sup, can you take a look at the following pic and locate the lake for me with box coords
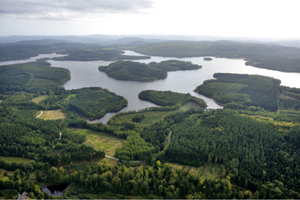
[1,51,300,124]
[41,183,69,197]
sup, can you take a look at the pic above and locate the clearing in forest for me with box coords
[63,94,77,100]
[38,109,66,120]
[170,162,223,178]
[98,158,119,166]
[31,95,48,103]
[0,156,32,163]
[180,101,201,110]
[70,129,124,156]
[0,168,14,180]
[110,110,176,126]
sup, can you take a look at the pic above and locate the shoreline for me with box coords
[87,103,128,122]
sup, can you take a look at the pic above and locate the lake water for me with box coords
[1,51,300,124]
[41,183,69,197]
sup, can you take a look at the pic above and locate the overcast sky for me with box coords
[0,0,299,39]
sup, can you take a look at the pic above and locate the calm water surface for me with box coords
[1,51,299,124]
[41,183,69,197]
[48,50,300,123]
[0,53,66,66]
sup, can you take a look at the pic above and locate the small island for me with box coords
[138,90,207,108]
[99,60,167,82]
[203,57,213,61]
[99,60,202,82]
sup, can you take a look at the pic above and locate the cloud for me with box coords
[0,0,154,20]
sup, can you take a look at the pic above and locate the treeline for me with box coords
[99,60,167,82]
[1,159,256,199]
[195,73,281,111]
[0,41,95,61]
[52,49,150,61]
[99,60,202,82]
[135,40,300,72]
[139,90,207,108]
[68,87,128,119]
[147,60,201,71]
[165,109,300,196]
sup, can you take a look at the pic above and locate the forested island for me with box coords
[1,39,300,199]
[99,60,201,82]
[138,90,207,108]
[204,57,213,61]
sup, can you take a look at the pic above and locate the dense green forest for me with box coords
[68,87,128,119]
[148,60,201,71]
[135,41,300,72]
[139,90,207,108]
[99,60,202,82]
[195,73,283,111]
[0,62,70,94]
[99,60,167,81]
[1,41,300,199]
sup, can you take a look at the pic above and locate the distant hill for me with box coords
[15,39,69,45]
[272,40,300,49]
[135,40,300,73]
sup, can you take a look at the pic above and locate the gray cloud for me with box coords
[0,0,154,20]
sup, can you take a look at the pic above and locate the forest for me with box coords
[99,60,202,82]
[68,87,128,119]
[138,90,207,108]
[1,40,300,199]
[195,73,284,111]
[99,60,167,81]
[135,41,300,72]
[0,62,70,94]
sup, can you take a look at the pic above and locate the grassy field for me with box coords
[0,168,14,180]
[38,109,66,120]
[98,157,119,166]
[110,110,176,126]
[170,162,223,178]
[180,101,201,110]
[64,94,77,100]
[0,156,32,163]
[70,128,124,156]
[31,95,48,103]
[240,114,298,127]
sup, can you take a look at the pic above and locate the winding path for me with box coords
[36,110,43,118]
[167,131,172,147]
[53,132,62,148]
[105,155,141,163]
